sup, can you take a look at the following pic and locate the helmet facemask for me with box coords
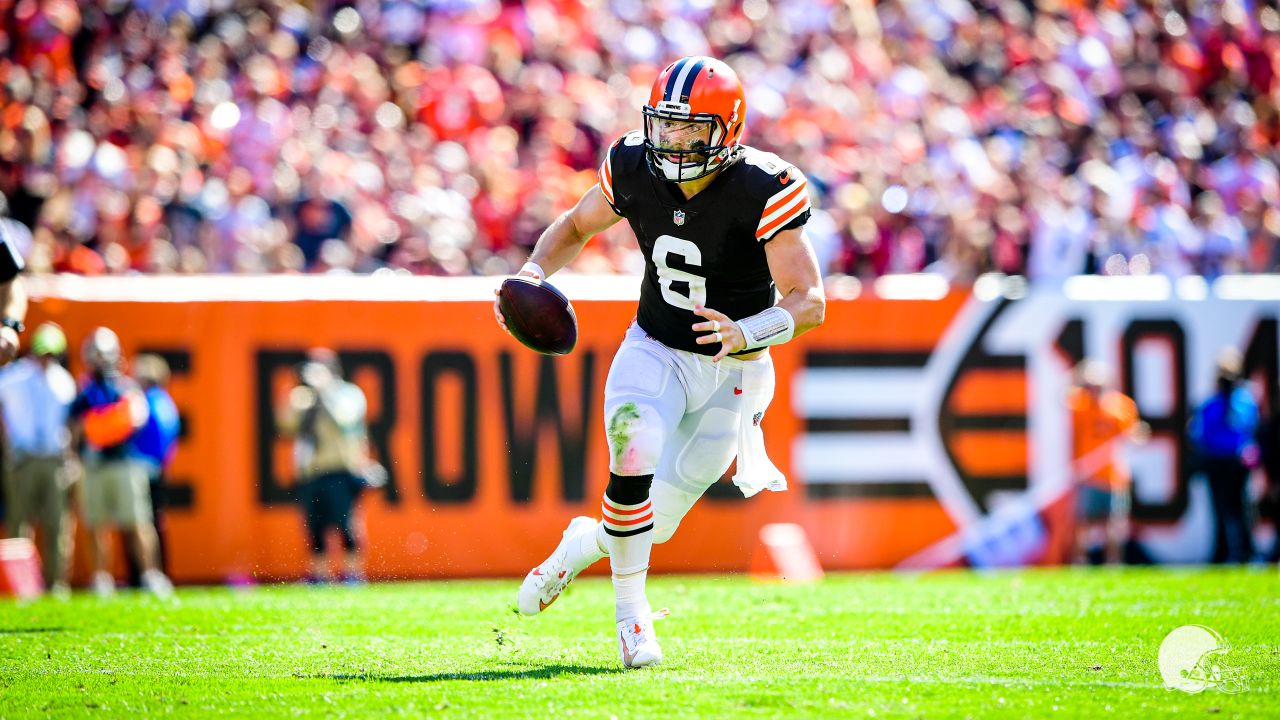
[1191,649,1247,694]
[642,102,732,183]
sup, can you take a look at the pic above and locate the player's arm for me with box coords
[692,225,825,362]
[493,184,622,333]
[760,226,825,335]
[523,184,622,279]
[0,274,26,366]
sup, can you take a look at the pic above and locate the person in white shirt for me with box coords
[0,323,78,596]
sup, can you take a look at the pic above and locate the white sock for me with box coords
[602,482,654,622]
[612,567,648,622]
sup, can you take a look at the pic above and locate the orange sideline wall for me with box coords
[23,276,964,582]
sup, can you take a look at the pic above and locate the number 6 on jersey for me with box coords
[652,234,707,311]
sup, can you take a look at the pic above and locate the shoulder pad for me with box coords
[599,130,647,213]
[737,146,812,241]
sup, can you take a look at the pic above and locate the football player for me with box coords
[493,56,825,668]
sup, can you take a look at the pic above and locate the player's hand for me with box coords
[493,269,541,335]
[0,326,18,365]
[692,305,745,362]
[493,288,510,334]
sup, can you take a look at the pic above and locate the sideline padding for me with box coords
[23,274,1276,580]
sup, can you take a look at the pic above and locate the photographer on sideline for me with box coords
[276,349,385,584]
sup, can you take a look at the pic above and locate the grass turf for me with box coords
[0,568,1276,718]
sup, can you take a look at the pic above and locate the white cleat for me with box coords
[617,613,663,668]
[516,516,596,616]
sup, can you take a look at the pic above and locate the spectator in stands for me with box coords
[3,1,1279,281]
[126,353,181,583]
[1067,360,1149,565]
[70,327,173,597]
[0,323,77,597]
[1189,348,1260,564]
[276,348,384,584]
[287,191,353,272]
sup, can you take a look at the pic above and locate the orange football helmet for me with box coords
[643,56,746,182]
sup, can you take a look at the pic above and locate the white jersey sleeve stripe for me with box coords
[756,179,809,230]
[756,196,811,240]
[599,152,615,205]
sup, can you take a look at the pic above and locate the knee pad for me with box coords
[605,400,665,476]
[670,408,738,489]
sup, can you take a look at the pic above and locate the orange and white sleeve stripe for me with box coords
[598,150,617,208]
[755,171,810,241]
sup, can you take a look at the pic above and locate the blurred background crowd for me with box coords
[1,0,1278,282]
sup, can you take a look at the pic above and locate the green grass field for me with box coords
[0,568,1277,718]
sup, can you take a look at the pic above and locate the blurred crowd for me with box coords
[1,0,1278,282]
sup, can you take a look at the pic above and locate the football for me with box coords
[498,276,578,355]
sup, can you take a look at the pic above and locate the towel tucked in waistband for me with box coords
[731,355,787,498]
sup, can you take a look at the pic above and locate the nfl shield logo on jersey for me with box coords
[673,209,686,226]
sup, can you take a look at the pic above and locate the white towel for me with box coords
[731,355,787,498]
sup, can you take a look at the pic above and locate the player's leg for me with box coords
[650,361,744,546]
[517,331,683,622]
[599,341,685,627]
[604,385,683,668]
[613,353,742,669]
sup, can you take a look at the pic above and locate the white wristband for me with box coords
[737,306,795,350]
[519,261,545,279]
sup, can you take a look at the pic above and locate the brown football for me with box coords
[498,277,578,355]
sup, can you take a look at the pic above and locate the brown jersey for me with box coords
[598,131,811,356]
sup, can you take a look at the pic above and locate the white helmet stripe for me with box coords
[670,58,705,103]
[662,58,690,102]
